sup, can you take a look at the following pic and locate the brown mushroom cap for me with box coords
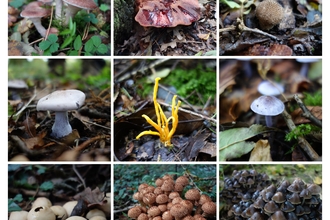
[156,194,168,204]
[135,0,200,28]
[271,192,285,203]
[63,0,97,9]
[255,0,284,30]
[128,207,142,219]
[264,201,279,214]
[137,213,148,220]
[147,206,161,217]
[307,183,321,195]
[176,176,189,187]
[201,201,216,216]
[185,189,201,202]
[170,204,189,219]
[20,2,51,18]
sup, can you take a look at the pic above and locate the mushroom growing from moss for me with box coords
[135,0,201,27]
[255,0,284,30]
[36,89,86,138]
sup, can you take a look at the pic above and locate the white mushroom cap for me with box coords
[37,90,85,111]
[8,80,28,89]
[37,90,85,138]
[250,95,284,116]
[258,81,284,96]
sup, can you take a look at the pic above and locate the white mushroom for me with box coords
[63,200,78,216]
[27,206,56,220]
[258,81,284,96]
[250,95,284,127]
[36,89,85,138]
[86,209,106,219]
[9,211,28,220]
[50,205,68,219]
[32,197,52,208]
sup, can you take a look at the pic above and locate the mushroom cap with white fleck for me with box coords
[250,95,284,116]
[37,90,86,111]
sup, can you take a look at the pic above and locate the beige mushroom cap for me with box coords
[128,206,142,219]
[9,211,29,220]
[27,206,56,220]
[256,0,284,30]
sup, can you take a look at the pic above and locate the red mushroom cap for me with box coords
[135,0,200,27]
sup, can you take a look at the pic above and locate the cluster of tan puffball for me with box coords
[127,174,216,220]
[9,194,110,220]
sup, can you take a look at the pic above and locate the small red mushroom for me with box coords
[135,0,201,28]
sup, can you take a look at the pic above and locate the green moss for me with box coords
[303,91,322,106]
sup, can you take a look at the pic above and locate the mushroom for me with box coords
[296,58,320,77]
[257,81,284,96]
[250,95,284,127]
[9,211,29,220]
[32,197,52,208]
[63,0,98,25]
[66,217,87,220]
[201,201,216,217]
[170,203,189,220]
[50,206,68,219]
[135,0,201,28]
[36,89,86,138]
[184,188,201,206]
[20,1,51,37]
[128,206,142,219]
[27,206,56,220]
[63,201,78,216]
[255,0,284,30]
[86,209,106,219]
[55,0,63,19]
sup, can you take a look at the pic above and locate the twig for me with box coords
[294,94,322,128]
[158,100,217,124]
[13,87,37,121]
[74,135,110,152]
[281,109,321,161]
[73,164,86,189]
[219,18,278,40]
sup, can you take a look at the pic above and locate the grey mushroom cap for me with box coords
[37,90,85,111]
[250,95,284,116]
[258,81,284,96]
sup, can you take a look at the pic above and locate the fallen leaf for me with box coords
[160,41,177,51]
[198,33,210,40]
[291,106,322,124]
[220,124,276,161]
[249,139,272,161]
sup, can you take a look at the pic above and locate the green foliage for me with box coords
[84,36,108,55]
[220,0,240,8]
[163,63,216,105]
[9,0,24,8]
[60,18,77,50]
[8,194,23,212]
[303,91,322,106]
[83,13,98,24]
[39,34,60,55]
[285,124,321,142]
[40,181,54,191]
[99,4,110,11]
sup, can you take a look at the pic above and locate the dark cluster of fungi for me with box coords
[221,170,322,220]
[127,174,216,220]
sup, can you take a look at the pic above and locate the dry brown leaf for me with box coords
[22,131,47,150]
[291,106,322,124]
[197,33,210,40]
[199,142,216,157]
[249,139,272,161]
[160,41,177,52]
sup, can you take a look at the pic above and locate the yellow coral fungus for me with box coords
[136,77,181,146]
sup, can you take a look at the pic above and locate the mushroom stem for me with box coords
[64,4,81,25]
[299,63,309,77]
[30,18,47,37]
[55,0,63,19]
[265,116,273,127]
[52,111,72,138]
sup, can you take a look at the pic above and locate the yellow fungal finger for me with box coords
[136,130,160,140]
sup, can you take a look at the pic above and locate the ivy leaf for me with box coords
[9,0,24,8]
[40,181,54,191]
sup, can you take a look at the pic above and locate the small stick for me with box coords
[294,94,322,128]
[281,109,321,161]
